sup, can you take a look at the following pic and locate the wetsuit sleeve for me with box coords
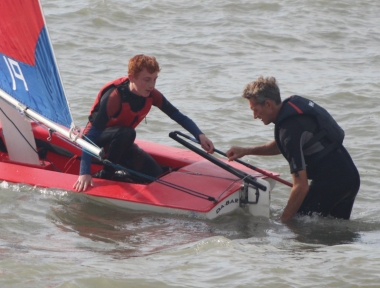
[170,111,203,139]
[80,126,103,175]
[152,90,203,139]
[278,118,308,174]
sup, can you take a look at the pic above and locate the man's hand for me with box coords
[281,170,309,222]
[73,174,93,192]
[198,134,214,153]
[226,146,247,161]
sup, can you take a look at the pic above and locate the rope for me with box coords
[27,116,101,161]
[63,155,79,173]
[103,160,217,202]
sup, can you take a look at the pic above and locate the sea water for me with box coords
[1,0,379,287]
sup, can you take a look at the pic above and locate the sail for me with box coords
[0,0,73,128]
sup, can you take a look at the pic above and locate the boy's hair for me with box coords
[128,54,161,77]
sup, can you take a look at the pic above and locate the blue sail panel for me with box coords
[0,0,73,128]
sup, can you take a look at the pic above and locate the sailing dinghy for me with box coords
[0,0,278,219]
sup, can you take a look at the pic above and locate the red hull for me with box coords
[0,124,275,217]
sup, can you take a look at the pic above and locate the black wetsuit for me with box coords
[277,114,360,219]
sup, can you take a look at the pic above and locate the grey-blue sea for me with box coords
[1,0,380,287]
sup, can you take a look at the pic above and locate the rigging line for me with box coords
[55,133,100,159]
[27,114,102,161]
[0,108,61,172]
[50,131,99,158]
[215,179,242,202]
[81,133,98,148]
[179,171,239,181]
[80,134,103,159]
[105,161,217,202]
[157,179,216,202]
[122,169,215,201]
[175,170,243,200]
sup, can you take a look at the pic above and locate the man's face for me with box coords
[129,68,158,97]
[249,99,274,125]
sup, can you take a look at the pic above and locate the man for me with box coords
[226,76,360,221]
[74,54,214,192]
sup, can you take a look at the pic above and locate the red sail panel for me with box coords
[0,0,44,65]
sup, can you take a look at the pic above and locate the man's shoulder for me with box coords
[283,114,316,125]
[280,115,318,139]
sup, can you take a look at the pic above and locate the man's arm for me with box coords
[281,169,309,221]
[226,140,280,161]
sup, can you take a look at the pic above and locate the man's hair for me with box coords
[128,54,161,77]
[242,76,281,105]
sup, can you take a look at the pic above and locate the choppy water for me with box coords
[1,0,380,287]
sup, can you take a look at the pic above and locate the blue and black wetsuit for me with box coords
[80,79,204,179]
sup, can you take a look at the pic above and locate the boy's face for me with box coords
[129,68,158,97]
